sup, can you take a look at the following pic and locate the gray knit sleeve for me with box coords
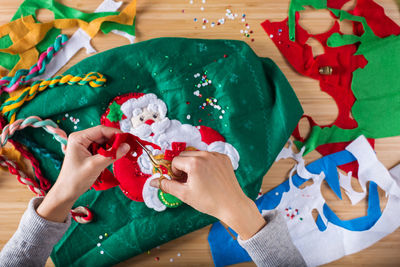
[238,210,306,267]
[0,197,71,267]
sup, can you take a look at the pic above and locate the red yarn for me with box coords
[0,155,46,196]
[0,116,51,191]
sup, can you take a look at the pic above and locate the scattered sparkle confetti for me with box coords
[187,115,191,119]
[99,235,103,240]
[74,126,77,130]
[194,18,197,22]
[155,257,160,261]
[147,250,151,255]
[275,192,279,196]
[189,0,193,3]
[200,6,204,11]
[219,115,223,119]
[97,243,101,247]
[177,253,181,257]
[202,25,206,29]
[170,258,174,262]
[100,251,104,255]
[270,34,274,38]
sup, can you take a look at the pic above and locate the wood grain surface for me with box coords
[0,0,399,266]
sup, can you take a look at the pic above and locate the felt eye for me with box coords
[153,114,158,119]
[139,116,144,121]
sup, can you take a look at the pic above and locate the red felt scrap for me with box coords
[351,0,400,38]
[164,142,187,161]
[89,132,160,201]
[260,0,400,175]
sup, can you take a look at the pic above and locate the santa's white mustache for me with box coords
[130,118,170,138]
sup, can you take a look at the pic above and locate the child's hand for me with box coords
[37,126,130,222]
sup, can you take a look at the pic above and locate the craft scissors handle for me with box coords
[136,140,173,176]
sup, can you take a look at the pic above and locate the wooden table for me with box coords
[0,0,399,266]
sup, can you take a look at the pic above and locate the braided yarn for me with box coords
[0,154,92,223]
[0,155,46,196]
[0,34,68,94]
[0,117,93,224]
[15,133,62,170]
[0,116,67,152]
[1,72,106,123]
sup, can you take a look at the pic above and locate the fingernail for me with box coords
[120,143,130,154]
[150,179,159,188]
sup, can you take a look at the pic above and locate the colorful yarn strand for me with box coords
[0,155,47,196]
[0,116,68,152]
[0,34,68,94]
[0,116,93,223]
[1,72,106,123]
[0,154,92,223]
[0,115,52,190]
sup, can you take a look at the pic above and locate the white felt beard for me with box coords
[120,117,170,139]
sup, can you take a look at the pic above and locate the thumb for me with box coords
[150,178,186,200]
[115,143,130,160]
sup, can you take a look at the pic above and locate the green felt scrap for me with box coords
[288,0,327,41]
[0,35,19,71]
[300,10,400,154]
[14,38,302,266]
[0,0,136,71]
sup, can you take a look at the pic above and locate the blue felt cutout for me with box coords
[208,222,251,267]
[323,181,381,231]
[207,148,383,267]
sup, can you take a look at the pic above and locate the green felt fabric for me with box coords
[14,37,302,266]
[288,0,327,41]
[0,0,135,71]
[299,10,400,154]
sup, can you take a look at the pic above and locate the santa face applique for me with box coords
[96,93,240,212]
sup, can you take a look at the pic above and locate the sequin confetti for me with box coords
[186,2,254,37]
[177,253,181,257]
[170,258,174,262]
[65,113,81,130]
[285,207,300,220]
